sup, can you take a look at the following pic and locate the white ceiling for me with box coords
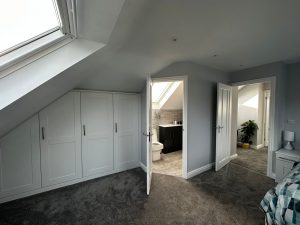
[2,0,300,136]
[78,0,300,91]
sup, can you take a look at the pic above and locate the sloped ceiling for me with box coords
[161,83,183,110]
[2,0,300,136]
[78,0,300,91]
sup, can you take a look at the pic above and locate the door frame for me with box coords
[231,76,276,179]
[151,75,188,179]
[263,90,271,147]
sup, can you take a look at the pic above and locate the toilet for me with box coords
[152,129,164,161]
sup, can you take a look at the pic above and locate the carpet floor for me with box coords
[231,147,268,175]
[152,150,182,177]
[0,162,274,225]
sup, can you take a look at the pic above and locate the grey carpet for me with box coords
[152,150,182,177]
[0,162,274,225]
[231,147,268,175]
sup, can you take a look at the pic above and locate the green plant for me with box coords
[240,120,259,144]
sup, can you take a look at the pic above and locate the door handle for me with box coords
[143,132,152,142]
[83,125,86,136]
[216,125,224,133]
[115,123,118,133]
[41,127,45,140]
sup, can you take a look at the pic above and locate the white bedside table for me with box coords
[276,149,300,182]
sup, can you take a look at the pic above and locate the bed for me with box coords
[261,163,300,225]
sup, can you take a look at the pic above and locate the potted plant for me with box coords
[240,120,259,149]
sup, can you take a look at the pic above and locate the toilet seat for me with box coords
[152,129,163,161]
[152,142,163,151]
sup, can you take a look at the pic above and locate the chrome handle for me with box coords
[41,127,45,140]
[115,123,117,133]
[83,125,86,136]
[143,132,152,142]
[216,125,224,133]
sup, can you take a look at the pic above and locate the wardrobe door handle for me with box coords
[115,123,118,133]
[41,127,45,140]
[83,125,86,136]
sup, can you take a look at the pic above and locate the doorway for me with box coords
[230,82,271,175]
[150,77,187,179]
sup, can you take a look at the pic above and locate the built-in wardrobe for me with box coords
[0,91,140,203]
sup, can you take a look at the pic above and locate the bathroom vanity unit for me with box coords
[159,125,182,154]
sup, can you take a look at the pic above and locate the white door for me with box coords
[0,115,41,198]
[264,90,270,147]
[146,77,152,195]
[113,94,139,172]
[39,92,82,187]
[81,92,114,177]
[215,83,232,171]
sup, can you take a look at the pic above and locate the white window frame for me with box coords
[0,0,77,79]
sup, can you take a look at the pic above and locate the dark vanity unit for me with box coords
[159,125,182,154]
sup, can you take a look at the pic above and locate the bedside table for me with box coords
[276,149,300,182]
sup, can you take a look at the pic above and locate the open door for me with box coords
[215,83,232,171]
[146,77,152,195]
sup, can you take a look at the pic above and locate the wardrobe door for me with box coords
[114,94,139,172]
[0,115,41,198]
[81,92,114,177]
[39,92,82,187]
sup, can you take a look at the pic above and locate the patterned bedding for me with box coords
[261,163,300,225]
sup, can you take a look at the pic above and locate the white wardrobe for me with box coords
[0,90,140,203]
[81,92,114,177]
[0,116,40,198]
[39,92,82,187]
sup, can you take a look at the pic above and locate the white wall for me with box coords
[237,83,264,146]
[161,82,183,110]
[150,61,230,172]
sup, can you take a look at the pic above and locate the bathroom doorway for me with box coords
[150,76,187,178]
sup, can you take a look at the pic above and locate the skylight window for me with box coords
[152,81,182,109]
[0,0,76,76]
[152,82,172,102]
[0,0,62,55]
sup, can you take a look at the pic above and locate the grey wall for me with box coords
[151,61,229,172]
[286,62,300,149]
[230,62,287,173]
[140,86,147,166]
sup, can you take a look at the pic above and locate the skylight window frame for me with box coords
[0,27,61,58]
[152,82,173,103]
[0,0,77,78]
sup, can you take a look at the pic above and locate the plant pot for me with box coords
[242,143,250,149]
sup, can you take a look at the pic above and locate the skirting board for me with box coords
[250,144,264,150]
[271,173,276,180]
[230,154,238,160]
[187,163,215,179]
[140,162,147,173]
